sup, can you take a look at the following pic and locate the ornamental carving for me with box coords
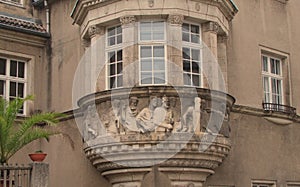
[203,21,219,34]
[120,15,136,26]
[88,25,104,38]
[167,14,184,26]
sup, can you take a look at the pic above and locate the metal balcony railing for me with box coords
[0,164,32,187]
[262,103,296,115]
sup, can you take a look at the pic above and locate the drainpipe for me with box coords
[44,0,50,33]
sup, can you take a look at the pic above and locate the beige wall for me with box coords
[205,112,300,186]
[227,0,296,109]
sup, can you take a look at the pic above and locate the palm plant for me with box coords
[0,95,62,164]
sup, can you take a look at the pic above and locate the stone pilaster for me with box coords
[167,14,184,86]
[87,24,105,92]
[217,35,228,91]
[120,15,138,87]
[202,21,220,90]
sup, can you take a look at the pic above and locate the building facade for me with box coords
[0,0,300,186]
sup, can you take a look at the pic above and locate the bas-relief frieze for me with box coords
[82,95,232,141]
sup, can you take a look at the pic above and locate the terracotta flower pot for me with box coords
[29,153,47,162]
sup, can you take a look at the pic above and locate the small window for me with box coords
[182,23,200,44]
[106,25,123,89]
[140,21,165,41]
[0,57,26,114]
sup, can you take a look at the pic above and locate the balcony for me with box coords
[77,86,235,187]
[262,103,297,125]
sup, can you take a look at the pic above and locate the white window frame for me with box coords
[182,22,203,87]
[252,180,277,187]
[106,25,123,90]
[262,54,284,105]
[138,20,167,86]
[0,56,27,115]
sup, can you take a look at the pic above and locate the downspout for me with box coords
[44,0,50,32]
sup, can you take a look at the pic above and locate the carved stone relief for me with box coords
[167,14,184,26]
[83,95,232,141]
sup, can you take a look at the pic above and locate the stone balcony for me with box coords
[77,86,235,187]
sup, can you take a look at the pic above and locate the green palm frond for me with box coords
[0,95,63,164]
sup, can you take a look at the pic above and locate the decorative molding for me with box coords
[148,0,154,7]
[120,15,136,26]
[217,35,228,43]
[81,38,91,48]
[203,21,219,34]
[167,14,184,26]
[88,25,105,38]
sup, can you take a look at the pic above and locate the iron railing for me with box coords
[0,164,32,187]
[263,103,296,115]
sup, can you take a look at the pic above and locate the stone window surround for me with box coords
[252,180,277,187]
[84,15,227,91]
[0,49,34,116]
[260,45,292,106]
[287,182,300,187]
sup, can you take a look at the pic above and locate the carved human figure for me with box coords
[119,97,140,132]
[102,101,118,135]
[178,97,201,133]
[200,99,210,132]
[219,104,231,137]
[136,97,160,133]
[153,96,174,132]
[83,105,99,141]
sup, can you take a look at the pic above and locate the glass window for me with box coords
[262,55,283,105]
[0,57,26,114]
[182,23,200,44]
[106,25,123,89]
[140,21,165,41]
[140,46,166,85]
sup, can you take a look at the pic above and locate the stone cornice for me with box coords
[71,0,238,26]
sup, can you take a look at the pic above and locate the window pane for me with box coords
[141,59,152,71]
[117,50,122,61]
[192,61,200,73]
[110,64,116,76]
[141,72,152,84]
[108,37,115,46]
[183,73,191,85]
[140,32,151,40]
[182,23,189,32]
[270,58,276,74]
[140,22,151,31]
[108,27,115,37]
[183,60,191,72]
[153,21,164,31]
[275,59,281,75]
[183,48,190,59]
[192,74,200,86]
[182,32,189,42]
[18,61,25,78]
[192,49,200,61]
[141,46,152,58]
[10,82,16,96]
[110,77,116,88]
[154,72,165,84]
[117,35,122,44]
[154,59,165,71]
[153,46,164,57]
[153,31,164,40]
[116,26,122,34]
[191,25,199,34]
[18,83,24,98]
[0,58,6,75]
[191,34,200,43]
[117,62,122,74]
[10,60,17,77]
[0,80,4,95]
[109,52,116,63]
[262,56,268,72]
